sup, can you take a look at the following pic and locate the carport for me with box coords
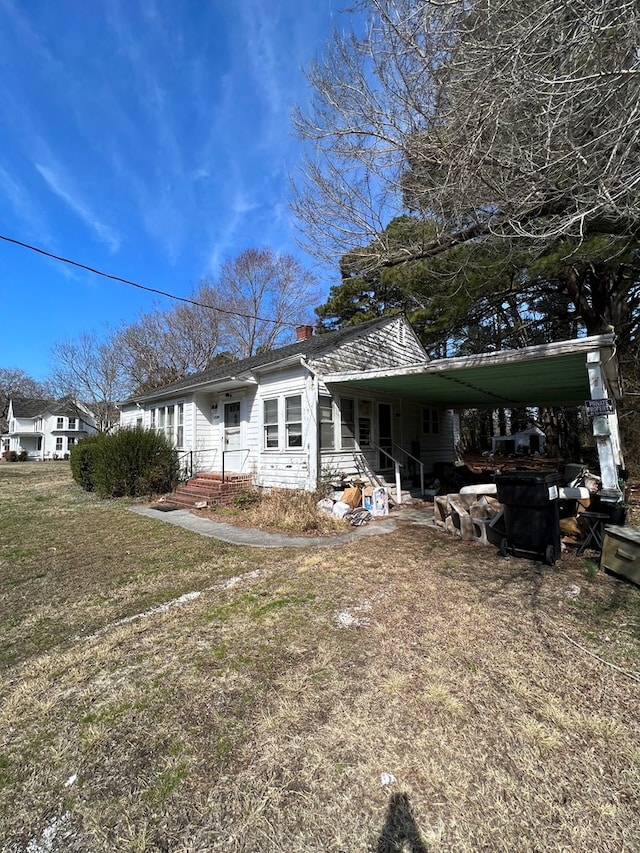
[322,333,625,500]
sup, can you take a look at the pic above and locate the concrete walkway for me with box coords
[128,504,407,548]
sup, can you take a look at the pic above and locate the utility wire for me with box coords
[0,233,302,327]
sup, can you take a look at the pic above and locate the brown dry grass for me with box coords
[1,463,639,852]
[198,487,349,536]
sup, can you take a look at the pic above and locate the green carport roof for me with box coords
[322,334,621,409]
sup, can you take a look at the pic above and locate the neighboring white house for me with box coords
[1,396,98,460]
[118,315,460,494]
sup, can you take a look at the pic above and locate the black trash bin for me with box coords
[495,470,562,565]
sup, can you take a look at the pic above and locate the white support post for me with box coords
[395,461,402,506]
[586,350,624,501]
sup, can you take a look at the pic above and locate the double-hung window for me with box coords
[422,407,440,435]
[176,403,184,448]
[166,404,175,442]
[285,395,302,448]
[319,395,334,450]
[264,399,279,449]
[358,400,372,447]
[263,394,304,450]
[340,398,355,448]
[68,417,76,430]
[56,417,64,430]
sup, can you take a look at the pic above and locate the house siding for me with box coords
[309,316,426,374]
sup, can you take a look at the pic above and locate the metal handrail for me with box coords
[371,442,403,505]
[221,448,251,483]
[174,447,219,481]
[393,442,425,497]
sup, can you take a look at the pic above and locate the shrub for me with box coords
[2,450,18,462]
[97,426,179,498]
[18,450,29,462]
[70,434,103,491]
[70,427,179,498]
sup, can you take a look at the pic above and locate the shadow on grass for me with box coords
[375,792,428,853]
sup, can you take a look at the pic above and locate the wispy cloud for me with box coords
[0,165,38,227]
[35,162,121,253]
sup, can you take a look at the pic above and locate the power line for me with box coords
[0,233,302,327]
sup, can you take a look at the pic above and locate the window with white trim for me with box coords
[285,395,302,448]
[150,408,156,430]
[263,398,279,449]
[55,437,63,452]
[56,417,64,429]
[68,417,76,430]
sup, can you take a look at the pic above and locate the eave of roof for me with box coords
[321,334,620,409]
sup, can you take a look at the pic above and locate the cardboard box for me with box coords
[341,487,362,510]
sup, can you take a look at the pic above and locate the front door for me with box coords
[223,401,242,471]
[378,403,393,469]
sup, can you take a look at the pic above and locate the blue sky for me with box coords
[0,0,346,381]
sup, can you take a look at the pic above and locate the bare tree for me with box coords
[50,334,126,432]
[292,0,640,272]
[114,281,222,393]
[215,249,319,358]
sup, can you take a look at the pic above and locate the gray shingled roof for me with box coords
[11,396,88,419]
[126,315,399,403]
[10,398,53,418]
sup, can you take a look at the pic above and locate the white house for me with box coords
[2,396,98,460]
[117,314,626,503]
[118,315,459,497]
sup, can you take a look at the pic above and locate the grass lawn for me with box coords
[1,462,639,852]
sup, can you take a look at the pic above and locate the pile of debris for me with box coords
[434,487,505,545]
[434,468,623,552]
[317,476,390,526]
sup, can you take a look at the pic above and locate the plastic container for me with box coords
[495,471,562,565]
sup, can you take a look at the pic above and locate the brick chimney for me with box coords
[296,324,314,341]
